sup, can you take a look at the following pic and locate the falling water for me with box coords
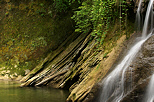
[144,74,154,102]
[99,35,151,102]
[142,0,153,38]
[135,0,143,31]
[143,0,154,101]
[99,0,154,102]
[150,5,153,30]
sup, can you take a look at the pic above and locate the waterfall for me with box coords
[99,34,152,102]
[98,0,154,102]
[144,74,154,102]
[150,5,153,31]
[135,0,142,32]
[142,0,153,38]
[143,0,154,102]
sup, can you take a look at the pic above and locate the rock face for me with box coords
[20,26,128,101]
[20,25,154,102]
[121,35,154,102]
[19,0,154,101]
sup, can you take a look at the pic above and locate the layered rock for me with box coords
[20,28,129,102]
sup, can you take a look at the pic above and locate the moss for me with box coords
[0,0,74,76]
[95,20,134,56]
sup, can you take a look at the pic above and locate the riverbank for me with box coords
[0,80,69,102]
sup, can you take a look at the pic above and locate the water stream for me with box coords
[142,0,154,38]
[98,0,154,102]
[135,0,143,31]
[0,80,69,102]
[99,34,152,102]
[144,74,154,102]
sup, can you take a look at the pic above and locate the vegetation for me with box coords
[72,0,133,45]
[0,0,74,76]
[0,0,134,77]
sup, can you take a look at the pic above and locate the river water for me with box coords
[0,80,69,102]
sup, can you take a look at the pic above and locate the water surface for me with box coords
[0,80,69,102]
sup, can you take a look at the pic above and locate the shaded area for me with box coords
[0,80,69,102]
[0,0,75,76]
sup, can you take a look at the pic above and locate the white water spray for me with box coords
[135,0,143,31]
[99,34,152,102]
[143,0,154,101]
[144,74,154,102]
[150,5,153,30]
[99,0,154,102]
[142,0,154,38]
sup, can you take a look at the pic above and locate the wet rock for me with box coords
[121,77,151,102]
[121,35,154,102]
[133,0,151,16]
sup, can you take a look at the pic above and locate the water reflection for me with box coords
[0,80,69,102]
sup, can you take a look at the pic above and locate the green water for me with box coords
[0,80,69,102]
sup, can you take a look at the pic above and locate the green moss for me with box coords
[0,0,74,76]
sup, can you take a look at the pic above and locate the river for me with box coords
[0,80,69,102]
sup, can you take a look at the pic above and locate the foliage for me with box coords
[53,0,69,12]
[0,0,132,77]
[53,0,81,12]
[0,0,74,76]
[72,0,129,45]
